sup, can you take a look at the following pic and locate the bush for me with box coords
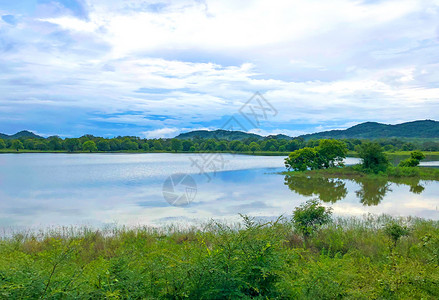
[292,199,333,237]
[398,151,426,168]
[383,221,409,247]
[356,142,389,173]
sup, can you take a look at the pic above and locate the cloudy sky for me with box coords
[0,0,438,138]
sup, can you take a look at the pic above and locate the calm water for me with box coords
[0,153,438,229]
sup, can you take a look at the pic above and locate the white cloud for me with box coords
[141,127,180,139]
[0,0,438,136]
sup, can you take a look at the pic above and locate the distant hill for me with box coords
[175,129,263,141]
[299,120,439,140]
[175,120,439,141]
[0,130,43,140]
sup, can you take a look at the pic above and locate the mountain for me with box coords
[0,130,43,140]
[175,120,439,141]
[175,129,263,141]
[299,120,439,140]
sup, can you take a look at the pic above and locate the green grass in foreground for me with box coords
[1,215,439,299]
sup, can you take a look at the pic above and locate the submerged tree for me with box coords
[356,142,389,173]
[285,147,319,171]
[285,139,347,171]
[398,151,426,167]
[317,139,348,168]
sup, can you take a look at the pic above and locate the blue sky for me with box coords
[0,0,438,138]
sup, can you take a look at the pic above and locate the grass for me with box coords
[1,215,439,299]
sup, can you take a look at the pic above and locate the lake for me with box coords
[0,153,438,230]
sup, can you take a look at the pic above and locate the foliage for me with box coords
[1,214,438,299]
[398,150,426,167]
[317,139,348,168]
[11,140,24,151]
[82,141,98,152]
[285,139,347,171]
[383,222,410,247]
[170,139,182,152]
[64,138,81,152]
[292,199,332,237]
[356,142,389,173]
[285,147,319,171]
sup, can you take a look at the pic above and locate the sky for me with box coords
[0,0,438,138]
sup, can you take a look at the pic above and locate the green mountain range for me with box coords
[175,120,439,141]
[0,130,43,140]
[175,129,294,141]
[300,120,439,140]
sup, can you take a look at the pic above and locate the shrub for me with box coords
[292,199,333,237]
[384,222,409,247]
[356,142,389,173]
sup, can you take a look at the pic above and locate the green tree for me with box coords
[121,138,139,150]
[292,199,332,239]
[141,142,150,151]
[317,139,348,168]
[249,142,260,154]
[153,140,163,151]
[171,139,183,152]
[48,136,63,150]
[0,139,6,149]
[34,141,48,151]
[285,147,319,171]
[109,139,121,151]
[64,138,81,152]
[23,139,35,150]
[384,222,409,248]
[182,140,192,151]
[399,151,426,167]
[356,142,389,173]
[410,150,425,161]
[11,140,24,151]
[82,141,98,152]
[97,140,111,151]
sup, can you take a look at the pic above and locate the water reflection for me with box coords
[284,176,347,203]
[284,175,426,206]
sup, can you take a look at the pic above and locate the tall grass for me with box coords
[1,215,439,299]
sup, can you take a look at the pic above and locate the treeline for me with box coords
[1,134,439,152]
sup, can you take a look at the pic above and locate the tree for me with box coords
[284,147,319,171]
[97,140,111,151]
[410,150,425,161]
[11,140,24,152]
[82,140,98,152]
[249,142,260,154]
[171,139,183,152]
[153,140,163,151]
[24,139,35,150]
[182,140,192,152]
[356,142,389,173]
[34,141,48,151]
[0,139,5,149]
[317,139,348,168]
[292,199,332,239]
[384,222,409,248]
[48,136,63,150]
[398,151,425,167]
[64,138,81,152]
[121,138,138,150]
[141,143,149,151]
[109,139,121,151]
